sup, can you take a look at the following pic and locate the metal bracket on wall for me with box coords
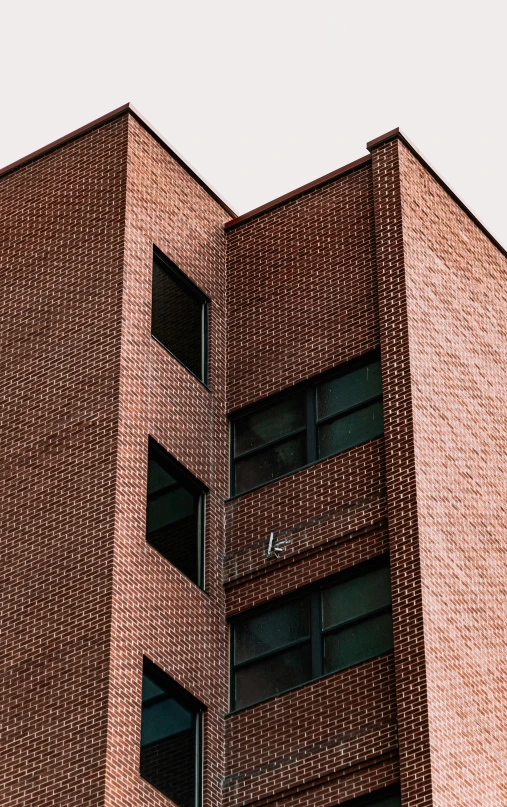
[266,531,289,559]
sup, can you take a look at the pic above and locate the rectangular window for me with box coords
[146,439,205,588]
[230,352,383,495]
[141,659,203,807]
[230,556,393,710]
[152,247,208,383]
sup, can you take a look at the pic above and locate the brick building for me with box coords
[0,104,506,807]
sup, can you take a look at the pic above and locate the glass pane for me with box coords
[142,674,166,702]
[234,434,306,494]
[317,360,382,420]
[141,697,194,746]
[140,669,198,807]
[235,643,312,709]
[323,611,394,674]
[147,458,176,495]
[322,565,392,630]
[152,256,204,380]
[371,796,401,807]
[147,447,202,585]
[234,393,305,456]
[318,400,384,459]
[147,487,195,533]
[235,596,310,664]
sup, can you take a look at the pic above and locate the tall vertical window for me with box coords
[141,659,203,807]
[152,247,208,383]
[230,352,383,495]
[146,439,205,588]
[230,556,393,710]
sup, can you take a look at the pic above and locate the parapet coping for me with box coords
[224,154,372,231]
[2,108,504,258]
[0,103,237,218]
[226,127,507,259]
[367,127,506,259]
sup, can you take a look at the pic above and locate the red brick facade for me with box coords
[0,107,505,807]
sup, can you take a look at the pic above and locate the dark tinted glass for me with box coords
[234,393,305,455]
[141,666,199,807]
[318,401,384,458]
[322,566,392,630]
[235,643,312,709]
[371,797,401,807]
[317,360,382,420]
[235,596,310,664]
[323,611,394,674]
[152,254,206,381]
[234,434,306,494]
[147,444,203,586]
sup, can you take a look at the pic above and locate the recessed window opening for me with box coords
[230,556,393,710]
[152,247,208,383]
[146,439,205,588]
[339,786,401,807]
[230,352,383,495]
[141,659,203,807]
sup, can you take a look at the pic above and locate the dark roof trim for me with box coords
[367,128,507,259]
[224,154,372,231]
[0,103,236,217]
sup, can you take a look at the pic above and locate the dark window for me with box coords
[231,352,383,495]
[141,659,203,807]
[230,556,393,710]
[152,248,208,383]
[146,440,205,587]
[339,786,401,807]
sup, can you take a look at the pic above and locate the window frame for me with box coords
[229,555,393,712]
[152,246,210,386]
[229,350,382,496]
[141,658,204,807]
[146,438,206,590]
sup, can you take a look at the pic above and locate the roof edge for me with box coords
[224,154,372,230]
[367,128,507,259]
[0,103,236,217]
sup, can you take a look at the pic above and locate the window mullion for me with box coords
[306,386,317,463]
[311,589,323,679]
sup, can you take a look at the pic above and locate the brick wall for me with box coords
[226,163,378,412]
[3,107,505,807]
[369,137,433,806]
[224,163,399,807]
[0,116,128,806]
[103,114,229,807]
[399,141,507,805]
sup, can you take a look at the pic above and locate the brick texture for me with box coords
[399,141,507,805]
[1,107,505,807]
[0,116,128,806]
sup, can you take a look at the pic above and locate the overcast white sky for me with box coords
[1,0,506,245]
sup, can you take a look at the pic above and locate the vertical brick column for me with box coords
[0,116,129,807]
[369,134,433,806]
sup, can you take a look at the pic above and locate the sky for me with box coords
[1,0,506,246]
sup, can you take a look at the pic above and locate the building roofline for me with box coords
[0,103,237,218]
[367,127,507,259]
[224,154,372,230]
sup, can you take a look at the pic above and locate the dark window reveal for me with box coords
[339,786,401,807]
[230,556,393,710]
[152,248,208,383]
[146,440,205,587]
[231,353,383,495]
[141,659,203,807]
